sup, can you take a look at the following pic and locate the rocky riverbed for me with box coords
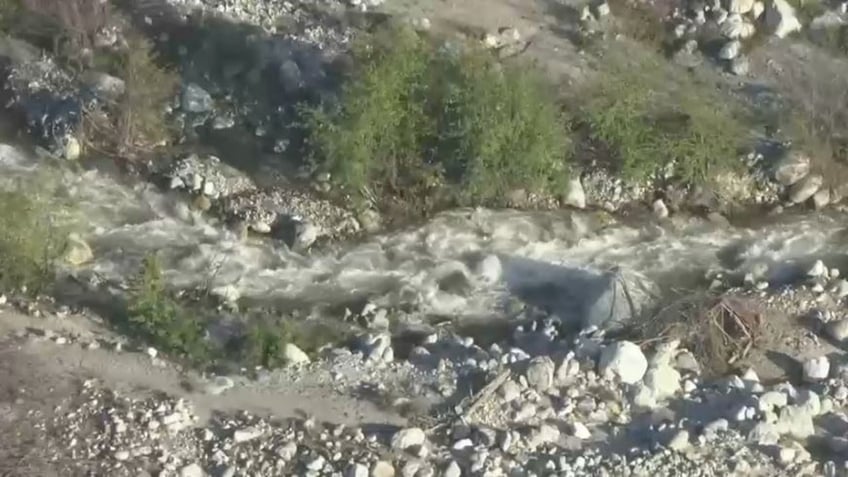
[4,0,848,475]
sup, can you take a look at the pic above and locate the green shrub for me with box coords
[0,178,70,294]
[241,316,350,368]
[578,49,748,183]
[127,254,209,361]
[306,25,570,209]
[84,33,178,158]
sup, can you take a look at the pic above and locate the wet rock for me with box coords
[63,233,94,266]
[563,178,586,209]
[181,83,214,113]
[598,341,647,384]
[652,199,669,219]
[192,195,212,212]
[773,152,810,186]
[476,254,502,284]
[58,134,81,160]
[718,40,742,60]
[788,174,823,204]
[357,209,382,234]
[813,188,831,209]
[808,260,827,278]
[802,356,829,382]
[284,343,310,365]
[525,356,555,391]
[392,427,426,450]
[766,0,802,38]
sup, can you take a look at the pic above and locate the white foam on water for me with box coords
[3,143,847,322]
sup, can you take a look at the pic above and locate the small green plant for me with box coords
[127,254,209,361]
[577,48,747,184]
[0,179,70,294]
[306,25,570,210]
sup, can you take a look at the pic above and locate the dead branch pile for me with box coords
[637,292,763,377]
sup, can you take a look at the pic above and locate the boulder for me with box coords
[802,356,830,382]
[773,152,810,186]
[766,0,802,38]
[563,177,586,209]
[63,234,94,266]
[788,174,823,204]
[598,341,648,384]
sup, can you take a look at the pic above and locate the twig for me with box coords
[462,369,511,422]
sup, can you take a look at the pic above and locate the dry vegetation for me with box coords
[637,293,763,377]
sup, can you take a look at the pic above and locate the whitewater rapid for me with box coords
[1,142,846,325]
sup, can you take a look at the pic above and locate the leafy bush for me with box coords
[0,177,71,294]
[577,48,747,183]
[127,254,209,361]
[306,25,570,209]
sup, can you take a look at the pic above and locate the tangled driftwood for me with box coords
[638,293,762,377]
